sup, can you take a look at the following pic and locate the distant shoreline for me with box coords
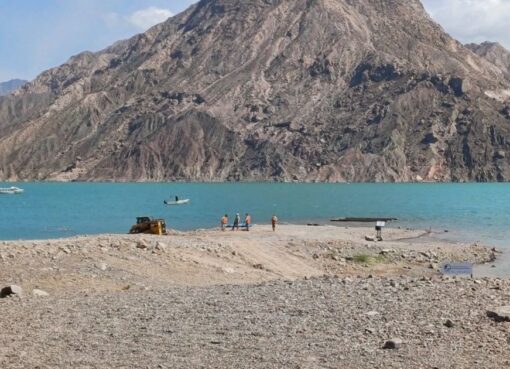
[0,224,499,286]
[2,183,509,252]
[0,221,498,246]
[3,222,505,278]
[3,180,510,184]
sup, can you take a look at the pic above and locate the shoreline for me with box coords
[0,224,501,291]
[3,179,510,184]
[1,224,509,368]
[4,183,510,251]
[0,219,491,243]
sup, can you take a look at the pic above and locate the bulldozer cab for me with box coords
[136,217,151,224]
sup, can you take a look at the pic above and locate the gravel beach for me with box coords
[1,225,507,368]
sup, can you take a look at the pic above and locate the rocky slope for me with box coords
[0,226,508,368]
[0,79,27,96]
[3,277,510,369]
[466,42,510,80]
[1,0,510,182]
[0,225,497,293]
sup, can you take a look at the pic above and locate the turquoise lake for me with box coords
[1,182,510,247]
[2,182,510,276]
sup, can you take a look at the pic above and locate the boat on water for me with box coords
[0,186,24,195]
[164,198,190,205]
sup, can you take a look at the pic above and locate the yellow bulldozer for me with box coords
[129,217,166,235]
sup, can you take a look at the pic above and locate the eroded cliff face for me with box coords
[1,0,510,182]
[466,42,510,80]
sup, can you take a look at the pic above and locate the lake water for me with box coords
[1,182,510,275]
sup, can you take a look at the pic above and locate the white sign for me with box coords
[376,221,386,227]
[441,262,473,276]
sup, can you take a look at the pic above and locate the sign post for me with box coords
[375,221,385,241]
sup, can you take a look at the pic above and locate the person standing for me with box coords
[375,221,385,241]
[232,213,240,231]
[221,214,228,231]
[271,214,278,232]
[245,213,251,231]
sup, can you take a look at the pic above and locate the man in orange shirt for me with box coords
[221,214,228,231]
[245,213,251,231]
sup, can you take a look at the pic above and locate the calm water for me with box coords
[0,182,509,245]
[2,182,510,276]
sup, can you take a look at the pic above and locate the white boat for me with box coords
[164,198,190,205]
[0,186,24,195]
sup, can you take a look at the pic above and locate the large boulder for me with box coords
[32,289,50,297]
[0,285,23,298]
[383,338,403,349]
[155,242,167,252]
[137,240,149,249]
[487,306,510,322]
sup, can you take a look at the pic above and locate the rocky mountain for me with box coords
[1,0,510,182]
[0,79,27,96]
[466,42,510,80]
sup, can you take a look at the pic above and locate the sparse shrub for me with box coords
[353,254,385,265]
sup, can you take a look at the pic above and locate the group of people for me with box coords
[220,213,278,231]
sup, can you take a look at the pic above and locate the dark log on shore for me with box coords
[330,217,398,223]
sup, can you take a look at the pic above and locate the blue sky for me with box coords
[1,0,509,82]
[0,0,196,81]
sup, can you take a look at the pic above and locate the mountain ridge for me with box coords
[0,79,27,96]
[1,0,510,182]
[466,41,510,80]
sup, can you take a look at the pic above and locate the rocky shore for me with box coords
[1,225,508,368]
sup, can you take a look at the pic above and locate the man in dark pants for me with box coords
[232,213,240,231]
[375,221,385,241]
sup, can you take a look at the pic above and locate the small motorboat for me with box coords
[164,198,190,205]
[0,186,24,195]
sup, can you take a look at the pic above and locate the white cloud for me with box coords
[127,6,173,30]
[422,0,510,49]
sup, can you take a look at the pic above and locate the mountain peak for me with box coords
[0,79,27,96]
[1,0,510,182]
